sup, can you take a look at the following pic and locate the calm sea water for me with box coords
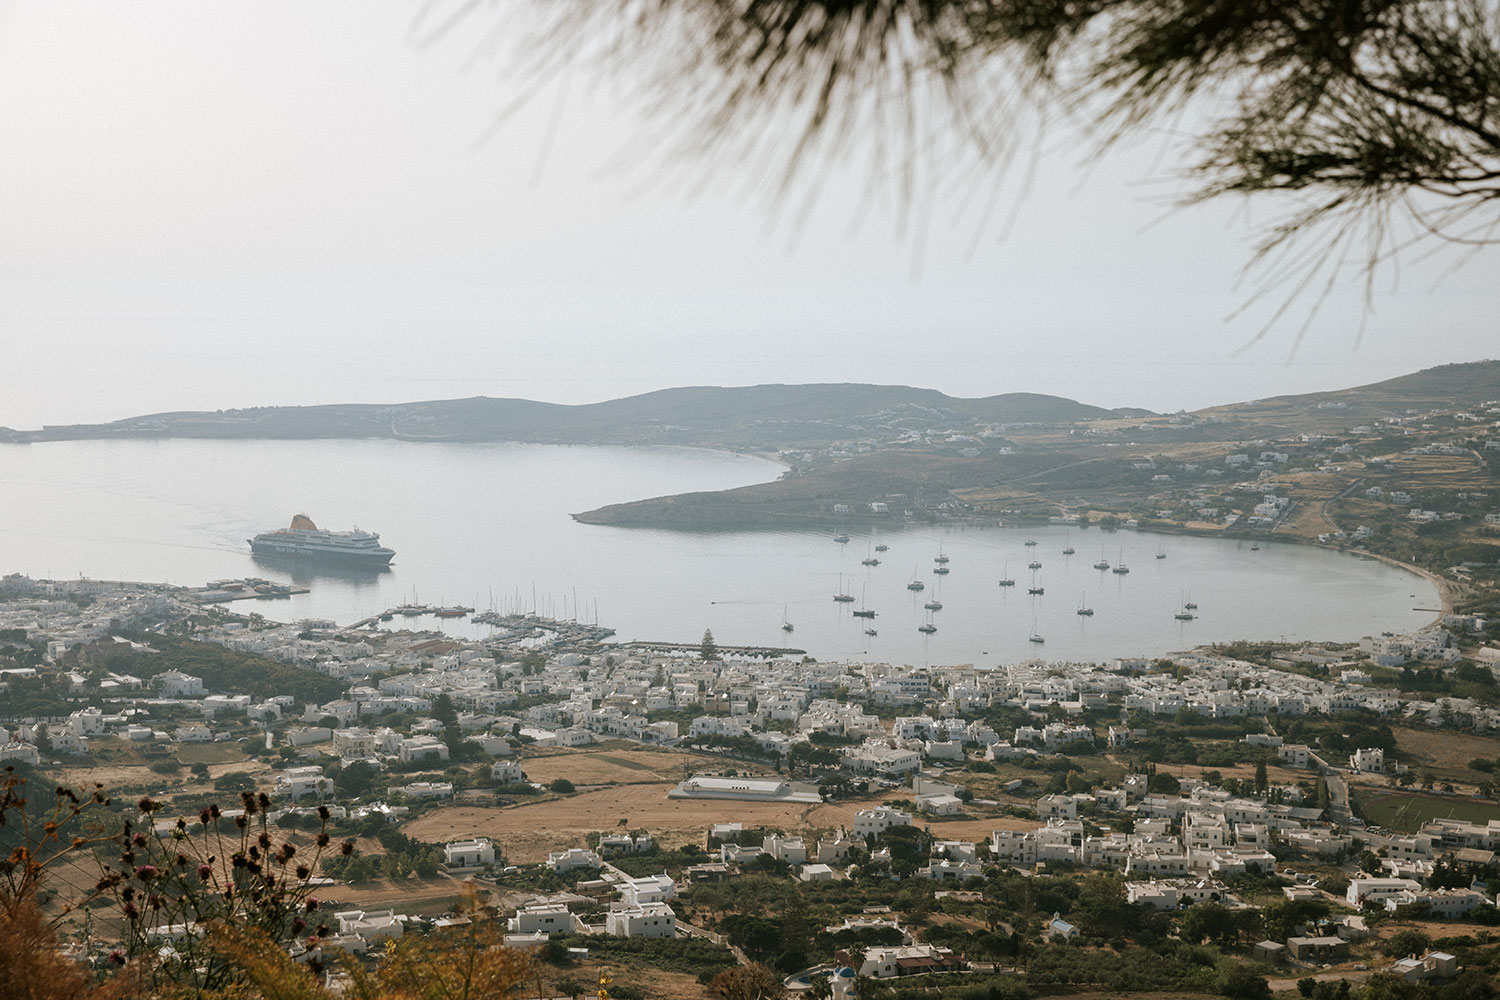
[0,439,1438,666]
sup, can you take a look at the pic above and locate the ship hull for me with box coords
[249,539,395,566]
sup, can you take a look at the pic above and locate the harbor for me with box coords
[347,606,617,649]
[191,578,310,603]
[623,640,806,659]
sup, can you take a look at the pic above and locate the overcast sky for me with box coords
[1,1,1495,428]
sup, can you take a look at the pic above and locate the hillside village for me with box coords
[5,572,1500,998]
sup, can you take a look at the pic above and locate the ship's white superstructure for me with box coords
[248,515,395,566]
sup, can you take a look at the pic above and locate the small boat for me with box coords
[378,612,394,622]
[1250,544,1260,551]
[1027,560,1042,570]
[907,579,925,592]
[1093,549,1110,570]
[861,557,881,566]
[874,543,889,552]
[433,606,473,618]
[1029,632,1045,644]
[1155,543,1167,560]
[934,551,950,564]
[1076,592,1093,616]
[852,608,876,619]
[781,605,794,632]
[1185,600,1198,610]
[1174,610,1195,621]
[998,561,1015,587]
[1028,586,1044,595]
[923,600,943,611]
[1111,549,1130,575]
[833,574,856,603]
[1062,531,1074,556]
[833,533,851,544]
[1063,544,1075,555]
[864,628,878,637]
[1024,539,1037,547]
[933,566,949,575]
[918,623,937,635]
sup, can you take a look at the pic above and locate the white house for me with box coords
[605,902,677,939]
[1348,878,1422,908]
[443,838,495,870]
[334,909,403,944]
[853,806,913,839]
[507,902,579,935]
[275,766,330,802]
[490,760,524,783]
[153,670,205,698]
[399,735,449,763]
[0,742,40,764]
[548,847,602,873]
[857,944,962,978]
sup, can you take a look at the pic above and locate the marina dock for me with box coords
[623,640,806,659]
[348,607,616,648]
[191,578,310,603]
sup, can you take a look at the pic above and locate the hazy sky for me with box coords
[1,1,1495,428]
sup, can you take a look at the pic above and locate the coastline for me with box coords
[1340,547,1457,621]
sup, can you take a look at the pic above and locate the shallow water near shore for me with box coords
[0,439,1438,665]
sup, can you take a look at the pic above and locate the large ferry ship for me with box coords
[248,514,395,566]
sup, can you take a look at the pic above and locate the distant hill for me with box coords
[1193,360,1500,435]
[0,384,1126,448]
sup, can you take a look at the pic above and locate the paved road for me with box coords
[1308,751,1354,826]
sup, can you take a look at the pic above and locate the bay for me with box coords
[0,439,1438,665]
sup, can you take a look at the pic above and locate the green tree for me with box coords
[336,760,380,800]
[1218,961,1271,1000]
[1180,901,1239,946]
[700,629,719,661]
[549,778,576,794]
[1382,928,1430,958]
[1254,761,1268,794]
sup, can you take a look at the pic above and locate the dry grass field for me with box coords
[1392,726,1500,782]
[405,774,1052,864]
[517,747,763,787]
[1145,761,1307,786]
[539,961,714,1000]
[404,783,904,863]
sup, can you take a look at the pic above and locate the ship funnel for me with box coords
[289,514,318,530]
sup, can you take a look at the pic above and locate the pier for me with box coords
[191,578,310,603]
[347,608,616,648]
[623,640,806,659]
